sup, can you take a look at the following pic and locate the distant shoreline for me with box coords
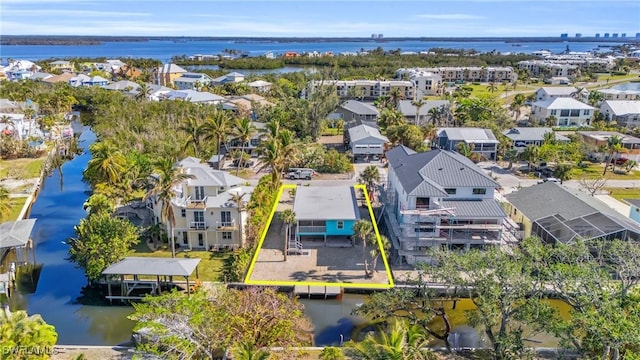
[1,35,638,46]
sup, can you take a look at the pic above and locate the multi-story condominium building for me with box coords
[397,66,516,84]
[147,157,253,251]
[530,98,594,126]
[153,63,188,87]
[395,69,443,96]
[518,54,613,78]
[306,80,415,101]
[518,61,579,78]
[600,100,640,128]
[383,146,507,265]
[174,72,214,90]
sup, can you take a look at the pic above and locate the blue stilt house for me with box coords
[293,186,360,245]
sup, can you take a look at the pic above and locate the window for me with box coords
[194,211,204,223]
[194,186,205,200]
[181,209,186,217]
[182,232,188,245]
[337,221,344,230]
[221,211,231,225]
[416,197,429,208]
[570,109,580,117]
[473,188,487,195]
[198,233,204,247]
[550,110,557,116]
[560,110,570,117]
[583,110,590,116]
[444,188,457,195]
[222,232,232,240]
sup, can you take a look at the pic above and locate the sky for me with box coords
[1,0,639,38]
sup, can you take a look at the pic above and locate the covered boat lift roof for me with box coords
[102,257,200,277]
[0,219,36,249]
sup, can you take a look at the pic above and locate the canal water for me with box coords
[7,128,568,346]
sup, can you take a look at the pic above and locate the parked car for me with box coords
[613,157,630,166]
[543,177,561,184]
[232,159,254,168]
[287,168,314,180]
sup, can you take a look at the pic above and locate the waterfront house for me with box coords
[334,100,379,129]
[502,127,570,153]
[505,182,640,244]
[2,60,41,81]
[530,98,594,126]
[148,157,253,251]
[384,146,507,264]
[0,219,36,265]
[293,186,360,246]
[153,63,188,87]
[212,72,245,86]
[435,127,498,160]
[599,100,640,128]
[174,72,214,90]
[397,100,450,126]
[346,124,389,161]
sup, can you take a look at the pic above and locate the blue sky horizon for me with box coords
[1,0,639,38]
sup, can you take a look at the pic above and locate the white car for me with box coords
[543,177,561,184]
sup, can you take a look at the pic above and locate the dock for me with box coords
[293,285,343,299]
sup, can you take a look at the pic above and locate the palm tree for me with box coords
[487,81,498,93]
[0,185,12,221]
[388,87,404,107]
[379,109,405,128]
[145,158,194,258]
[135,83,152,101]
[427,106,441,126]
[553,163,573,184]
[83,141,127,187]
[456,142,474,158]
[232,117,256,176]
[369,235,390,274]
[230,191,248,247]
[624,160,638,173]
[357,165,381,200]
[509,93,525,120]
[352,219,374,277]
[411,98,426,125]
[230,341,270,360]
[603,135,623,176]
[280,209,296,261]
[521,144,540,172]
[179,114,204,157]
[201,109,233,170]
[543,131,556,145]
[344,319,435,360]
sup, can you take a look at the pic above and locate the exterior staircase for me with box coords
[288,232,303,255]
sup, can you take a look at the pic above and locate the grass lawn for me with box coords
[604,187,640,202]
[131,240,231,282]
[570,163,640,180]
[5,197,27,221]
[0,157,46,179]
[321,128,341,136]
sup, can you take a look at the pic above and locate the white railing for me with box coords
[216,220,236,229]
[189,221,208,230]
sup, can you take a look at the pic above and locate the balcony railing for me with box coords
[216,220,237,230]
[187,196,207,209]
[189,221,208,230]
[298,226,327,233]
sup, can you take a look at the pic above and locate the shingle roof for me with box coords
[348,124,389,143]
[0,219,36,249]
[102,257,200,277]
[602,100,640,116]
[397,100,450,116]
[437,128,498,143]
[293,186,359,221]
[339,100,379,116]
[502,127,570,142]
[386,146,498,195]
[533,98,593,110]
[441,199,506,218]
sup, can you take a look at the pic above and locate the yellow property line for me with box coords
[244,183,394,288]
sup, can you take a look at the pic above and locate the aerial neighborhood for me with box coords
[2,39,640,358]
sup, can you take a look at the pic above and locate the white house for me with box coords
[2,60,41,81]
[534,87,585,102]
[212,72,245,86]
[397,100,450,125]
[530,98,594,126]
[246,80,273,93]
[600,100,640,128]
[347,124,389,160]
[164,90,225,104]
[384,146,507,264]
[148,157,253,251]
[174,73,214,90]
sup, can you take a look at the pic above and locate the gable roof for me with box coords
[0,219,36,249]
[247,80,272,87]
[437,127,498,143]
[176,157,245,187]
[42,72,76,83]
[602,100,640,115]
[338,100,379,116]
[386,146,498,196]
[348,124,389,143]
[156,63,187,74]
[502,127,570,142]
[397,100,449,116]
[533,97,593,110]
